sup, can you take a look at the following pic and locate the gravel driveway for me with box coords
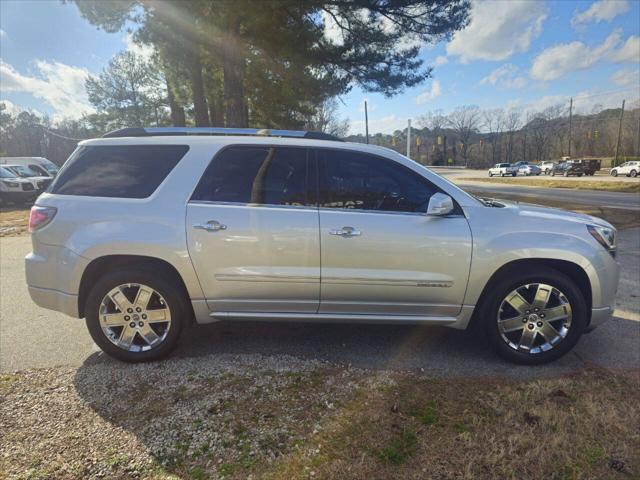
[1,230,638,376]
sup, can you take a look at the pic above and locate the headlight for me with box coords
[1,180,19,187]
[587,224,616,256]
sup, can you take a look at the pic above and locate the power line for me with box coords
[29,124,88,142]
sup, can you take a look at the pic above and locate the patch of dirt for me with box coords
[0,207,30,237]
[1,358,638,480]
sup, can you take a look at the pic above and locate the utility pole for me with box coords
[568,97,573,157]
[614,99,625,167]
[406,119,412,159]
[364,101,369,144]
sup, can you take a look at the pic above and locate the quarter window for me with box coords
[191,147,312,206]
[318,149,440,213]
[49,145,189,198]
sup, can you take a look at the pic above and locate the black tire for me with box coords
[512,173,516,177]
[631,170,637,178]
[551,171,555,176]
[564,171,569,177]
[85,268,189,362]
[577,173,583,177]
[489,172,493,177]
[611,170,618,177]
[482,266,587,365]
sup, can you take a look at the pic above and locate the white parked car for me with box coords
[610,161,639,178]
[518,164,541,176]
[0,156,59,177]
[0,166,38,204]
[3,164,54,191]
[26,127,619,365]
[540,161,556,175]
[488,163,517,177]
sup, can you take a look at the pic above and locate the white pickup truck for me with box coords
[488,163,517,177]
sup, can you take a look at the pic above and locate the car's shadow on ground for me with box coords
[79,320,591,378]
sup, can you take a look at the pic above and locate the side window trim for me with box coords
[189,144,318,209]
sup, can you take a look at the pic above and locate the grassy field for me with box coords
[464,177,640,193]
[2,365,638,480]
[466,177,640,193]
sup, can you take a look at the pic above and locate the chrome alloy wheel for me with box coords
[497,283,572,354]
[99,283,172,352]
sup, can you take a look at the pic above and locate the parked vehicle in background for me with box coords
[610,161,639,178]
[488,163,517,177]
[518,164,541,176]
[540,161,556,175]
[576,159,601,176]
[0,157,59,177]
[0,166,37,204]
[3,164,54,191]
[26,127,619,366]
[551,162,584,177]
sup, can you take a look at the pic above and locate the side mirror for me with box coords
[426,193,454,216]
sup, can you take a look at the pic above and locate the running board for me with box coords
[208,311,459,325]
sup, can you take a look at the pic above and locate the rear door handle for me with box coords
[329,226,361,238]
[193,220,227,232]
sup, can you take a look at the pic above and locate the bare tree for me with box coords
[503,108,523,163]
[482,108,504,165]
[447,105,481,166]
[304,99,350,137]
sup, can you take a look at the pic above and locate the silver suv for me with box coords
[26,128,620,364]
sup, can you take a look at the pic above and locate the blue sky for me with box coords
[1,0,639,133]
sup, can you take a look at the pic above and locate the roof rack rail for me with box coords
[102,127,343,142]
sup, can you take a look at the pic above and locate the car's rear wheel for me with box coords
[483,267,587,364]
[85,269,188,362]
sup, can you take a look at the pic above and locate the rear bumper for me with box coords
[586,306,614,332]
[25,241,88,318]
[28,286,79,318]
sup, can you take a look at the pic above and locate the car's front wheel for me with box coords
[85,268,189,362]
[631,170,637,178]
[611,169,618,177]
[483,267,587,364]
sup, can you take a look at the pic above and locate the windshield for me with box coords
[0,167,17,179]
[7,165,38,177]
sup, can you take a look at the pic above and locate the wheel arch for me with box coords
[78,254,193,319]
[467,258,592,331]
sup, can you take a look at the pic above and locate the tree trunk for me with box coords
[222,16,246,127]
[189,55,210,127]
[166,77,186,127]
[208,96,224,127]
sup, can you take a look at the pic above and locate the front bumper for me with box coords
[586,306,614,332]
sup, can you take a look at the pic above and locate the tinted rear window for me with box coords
[49,145,189,198]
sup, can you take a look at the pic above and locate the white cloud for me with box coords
[530,29,637,81]
[349,114,409,135]
[611,35,640,62]
[610,68,640,87]
[123,33,155,60]
[446,0,547,63]
[0,60,94,119]
[321,8,345,46]
[0,29,6,38]
[434,56,448,67]
[358,98,377,113]
[0,99,23,115]
[571,0,629,26]
[416,80,441,105]
[480,64,527,89]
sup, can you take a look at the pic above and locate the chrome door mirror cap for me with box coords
[426,193,454,216]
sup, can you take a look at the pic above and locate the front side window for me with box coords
[29,164,49,176]
[191,146,312,207]
[49,145,189,198]
[317,149,440,213]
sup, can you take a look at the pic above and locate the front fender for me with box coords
[464,230,611,308]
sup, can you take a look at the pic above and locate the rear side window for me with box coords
[191,146,312,206]
[49,145,189,198]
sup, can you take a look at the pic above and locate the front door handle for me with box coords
[193,220,227,232]
[329,226,361,238]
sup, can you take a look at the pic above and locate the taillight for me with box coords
[28,206,57,232]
